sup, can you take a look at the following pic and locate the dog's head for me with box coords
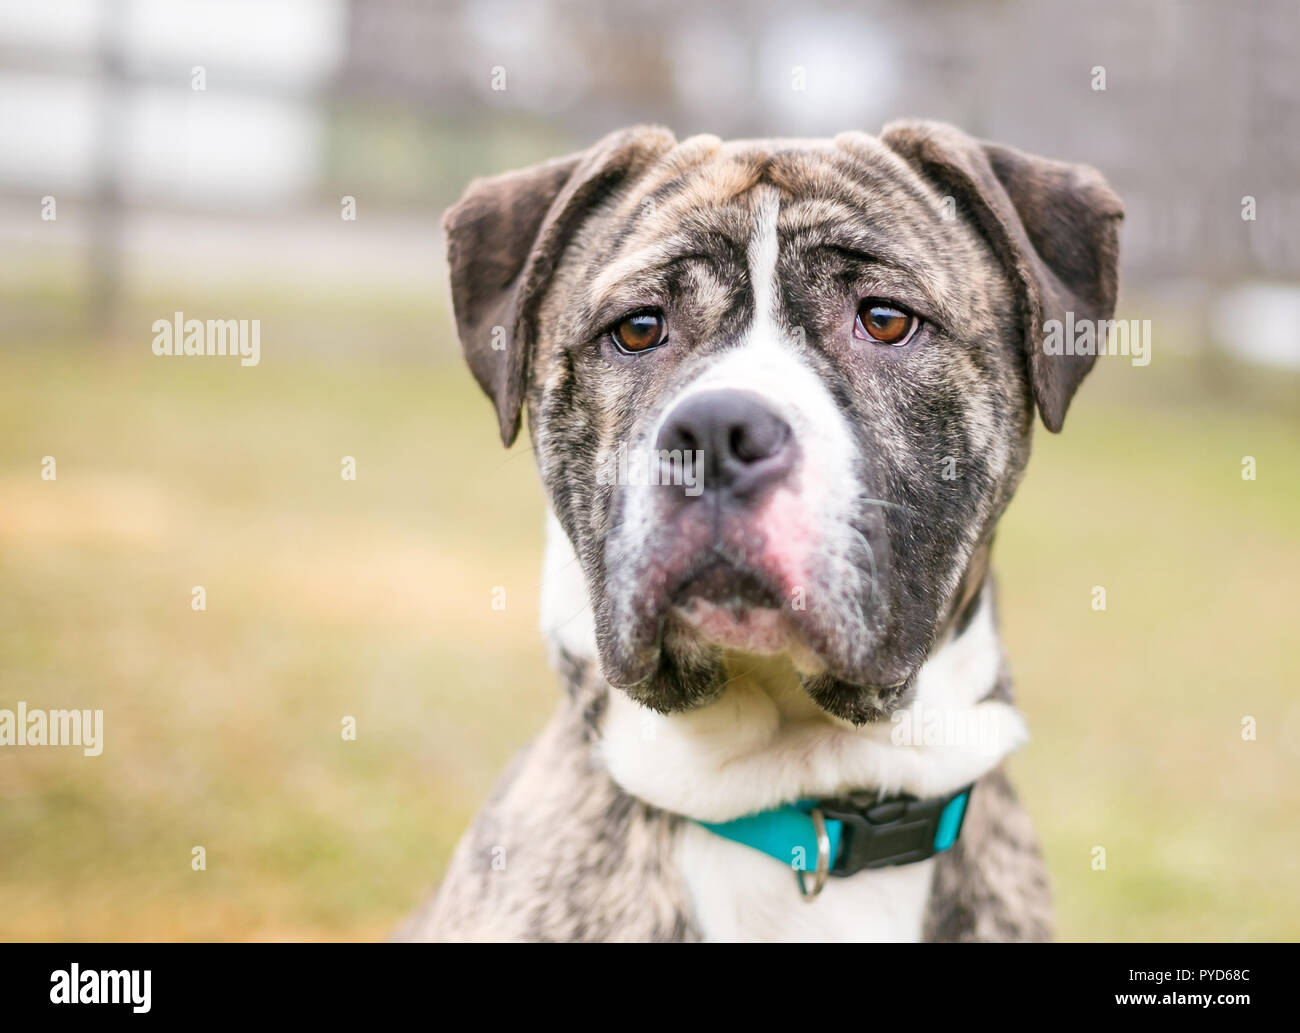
[444,123,1121,724]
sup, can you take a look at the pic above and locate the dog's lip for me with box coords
[668,557,784,612]
[603,552,799,681]
[602,533,905,693]
[663,556,849,671]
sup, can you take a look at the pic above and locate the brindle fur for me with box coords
[404,122,1120,942]
[401,638,1051,942]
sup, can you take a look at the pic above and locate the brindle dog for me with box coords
[400,122,1122,942]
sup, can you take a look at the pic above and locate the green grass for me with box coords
[999,376,1300,940]
[1,334,1297,941]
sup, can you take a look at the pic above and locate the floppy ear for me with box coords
[443,126,677,446]
[881,121,1123,432]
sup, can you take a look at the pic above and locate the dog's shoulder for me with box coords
[923,766,1053,942]
[397,701,699,943]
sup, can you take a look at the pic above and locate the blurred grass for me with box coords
[1,308,1298,941]
[1000,361,1300,941]
[0,334,553,939]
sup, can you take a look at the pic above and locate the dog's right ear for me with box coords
[443,126,677,446]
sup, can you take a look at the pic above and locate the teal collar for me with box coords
[696,785,973,897]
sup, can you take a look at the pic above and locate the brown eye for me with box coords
[855,300,918,346]
[610,310,667,354]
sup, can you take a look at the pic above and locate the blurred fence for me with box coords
[2,0,1298,362]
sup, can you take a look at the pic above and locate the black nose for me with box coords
[656,389,794,500]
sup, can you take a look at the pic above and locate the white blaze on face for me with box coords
[645,186,862,594]
[597,184,868,664]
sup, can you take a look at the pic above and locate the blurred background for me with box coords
[1,0,1297,941]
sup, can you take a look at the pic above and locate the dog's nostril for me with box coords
[730,417,786,464]
[655,389,794,498]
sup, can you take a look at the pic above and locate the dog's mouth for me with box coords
[671,560,782,612]
[598,541,912,721]
[666,560,801,655]
[651,555,848,678]
[596,483,918,717]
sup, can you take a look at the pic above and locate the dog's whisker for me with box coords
[477,442,537,480]
[554,600,594,632]
[852,495,917,516]
[719,666,757,690]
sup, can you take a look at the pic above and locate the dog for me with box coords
[400,121,1122,942]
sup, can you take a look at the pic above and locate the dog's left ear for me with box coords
[443,126,677,446]
[881,121,1123,432]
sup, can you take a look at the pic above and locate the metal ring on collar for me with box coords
[795,807,830,901]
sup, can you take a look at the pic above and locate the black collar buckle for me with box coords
[822,784,975,877]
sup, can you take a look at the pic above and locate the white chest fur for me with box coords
[678,821,936,942]
[602,634,1017,942]
[541,511,1025,943]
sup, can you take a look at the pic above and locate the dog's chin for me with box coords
[668,599,825,673]
[659,561,820,665]
[598,561,917,724]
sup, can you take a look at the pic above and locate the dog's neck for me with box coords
[540,511,1023,822]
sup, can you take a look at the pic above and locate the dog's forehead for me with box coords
[624,132,928,219]
[579,131,964,320]
[581,130,955,291]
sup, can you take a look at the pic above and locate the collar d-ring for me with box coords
[795,806,831,901]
